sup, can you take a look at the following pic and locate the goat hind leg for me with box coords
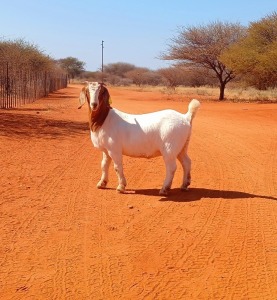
[159,158,177,196]
[178,153,191,191]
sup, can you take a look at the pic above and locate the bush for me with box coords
[0,38,56,72]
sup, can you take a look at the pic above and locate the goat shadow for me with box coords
[130,187,277,202]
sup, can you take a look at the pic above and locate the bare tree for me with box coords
[162,21,246,100]
[158,66,217,89]
[0,38,54,72]
[104,62,136,77]
[158,67,186,89]
[125,67,150,86]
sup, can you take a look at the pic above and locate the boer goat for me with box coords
[79,82,200,196]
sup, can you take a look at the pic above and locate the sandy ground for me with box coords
[1,84,277,300]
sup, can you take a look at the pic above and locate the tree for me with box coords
[162,21,246,100]
[158,67,186,89]
[58,57,85,81]
[125,67,150,86]
[221,12,277,89]
[158,66,217,89]
[103,62,136,77]
[0,38,54,72]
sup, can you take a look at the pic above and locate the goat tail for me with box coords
[187,99,200,123]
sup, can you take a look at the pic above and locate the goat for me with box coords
[79,82,200,196]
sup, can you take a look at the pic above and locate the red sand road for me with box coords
[0,84,277,299]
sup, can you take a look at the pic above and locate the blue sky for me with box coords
[1,0,276,71]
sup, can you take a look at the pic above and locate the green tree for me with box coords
[221,12,277,89]
[162,21,246,100]
[58,57,85,81]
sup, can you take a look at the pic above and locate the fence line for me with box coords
[0,62,68,108]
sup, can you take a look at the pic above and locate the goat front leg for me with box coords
[97,151,112,189]
[159,157,177,196]
[108,151,127,193]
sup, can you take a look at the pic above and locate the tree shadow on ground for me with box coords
[0,111,88,139]
[132,187,277,202]
[46,89,77,100]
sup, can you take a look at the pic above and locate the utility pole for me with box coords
[101,40,104,83]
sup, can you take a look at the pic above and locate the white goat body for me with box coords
[79,82,200,196]
[92,108,194,158]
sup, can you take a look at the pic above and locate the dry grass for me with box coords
[120,85,277,103]
[224,87,277,102]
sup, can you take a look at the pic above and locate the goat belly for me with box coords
[122,139,161,158]
[122,147,161,158]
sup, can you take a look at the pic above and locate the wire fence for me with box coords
[0,62,68,108]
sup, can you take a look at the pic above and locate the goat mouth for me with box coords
[91,104,98,111]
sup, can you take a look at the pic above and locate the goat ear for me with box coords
[78,87,87,109]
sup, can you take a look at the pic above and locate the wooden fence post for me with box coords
[0,63,67,108]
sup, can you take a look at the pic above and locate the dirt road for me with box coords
[1,84,277,299]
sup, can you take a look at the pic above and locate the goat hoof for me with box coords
[159,188,169,196]
[116,184,125,193]
[180,183,190,191]
[97,180,107,189]
[180,186,189,191]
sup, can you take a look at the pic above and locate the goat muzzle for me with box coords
[91,103,98,111]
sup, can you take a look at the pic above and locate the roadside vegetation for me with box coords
[1,11,276,102]
[105,84,277,103]
[0,39,61,73]
[79,12,277,102]
[0,39,68,108]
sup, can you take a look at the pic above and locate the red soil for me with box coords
[1,84,277,299]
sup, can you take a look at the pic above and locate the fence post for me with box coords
[44,71,47,97]
[0,65,68,108]
[6,62,10,108]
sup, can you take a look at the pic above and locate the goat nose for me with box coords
[92,103,98,110]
